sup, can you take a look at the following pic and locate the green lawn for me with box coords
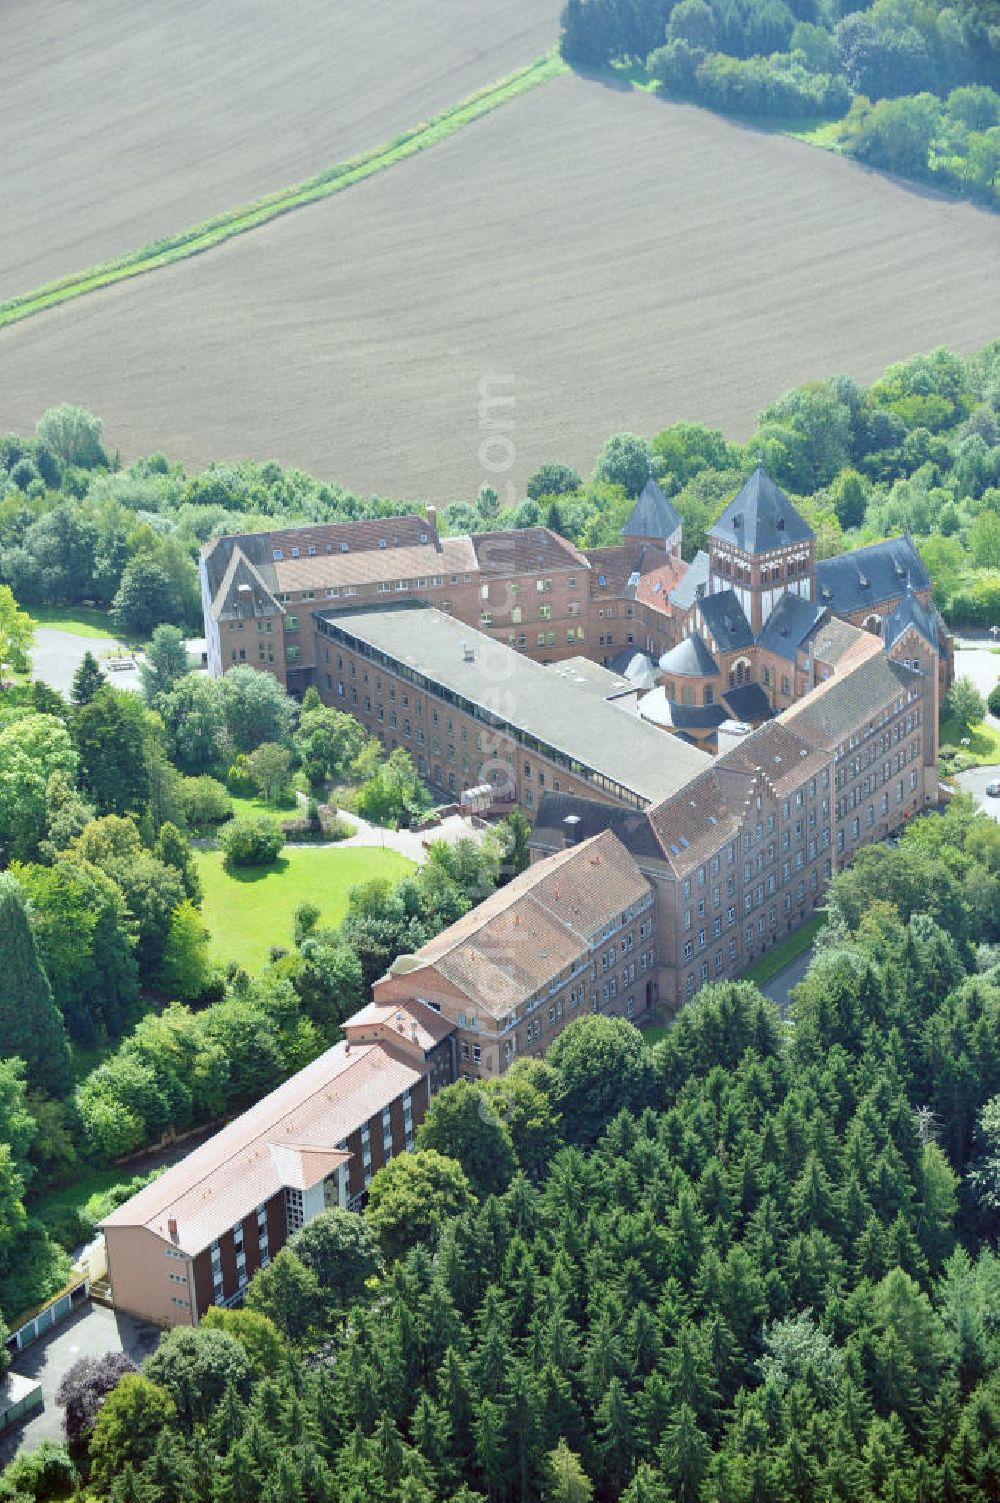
[226,793,298,824]
[640,1023,670,1049]
[196,844,415,971]
[940,715,1000,767]
[29,604,116,638]
[27,1166,125,1223]
[744,913,826,987]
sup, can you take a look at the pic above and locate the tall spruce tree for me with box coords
[0,873,71,1094]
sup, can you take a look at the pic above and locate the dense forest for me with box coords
[559,0,1000,205]
[3,798,1000,1500]
[2,340,999,641]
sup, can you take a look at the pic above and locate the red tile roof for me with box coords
[102,1041,422,1256]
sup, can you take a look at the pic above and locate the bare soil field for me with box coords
[0,0,562,299]
[3,73,999,502]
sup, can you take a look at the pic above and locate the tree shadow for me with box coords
[224,857,290,885]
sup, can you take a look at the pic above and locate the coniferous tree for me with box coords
[0,872,71,1094]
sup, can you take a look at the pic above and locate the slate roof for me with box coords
[757,593,825,661]
[659,634,720,679]
[609,649,660,690]
[472,526,585,576]
[884,588,939,651]
[528,793,664,863]
[696,590,754,653]
[722,683,775,723]
[639,688,728,730]
[667,550,709,612]
[622,478,682,540]
[708,466,814,554]
[814,534,929,616]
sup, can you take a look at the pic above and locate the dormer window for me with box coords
[420,533,428,543]
[340,542,349,553]
[272,548,283,560]
[378,539,387,549]
[290,547,300,558]
[307,545,317,556]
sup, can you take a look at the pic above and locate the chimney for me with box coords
[410,1023,418,1043]
[167,1217,179,1244]
[426,504,437,530]
[563,814,582,847]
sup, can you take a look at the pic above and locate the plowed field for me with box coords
[0,0,563,297]
[3,72,998,501]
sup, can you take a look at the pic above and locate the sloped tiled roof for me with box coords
[384,832,651,1022]
[717,718,828,793]
[102,1041,421,1256]
[343,996,456,1053]
[815,534,929,616]
[708,466,814,553]
[757,593,825,662]
[658,634,720,679]
[622,478,682,540]
[784,652,921,744]
[803,615,869,668]
[585,543,644,596]
[472,526,586,576]
[275,536,475,593]
[696,590,754,653]
[635,551,688,612]
[648,769,743,873]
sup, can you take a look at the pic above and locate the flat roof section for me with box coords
[317,603,711,807]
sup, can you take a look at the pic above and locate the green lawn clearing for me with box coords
[745,913,826,988]
[29,605,116,638]
[27,1166,125,1224]
[196,844,415,971]
[226,793,298,824]
[940,715,1000,767]
[640,1023,670,1048]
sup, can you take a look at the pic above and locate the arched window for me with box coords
[728,656,752,688]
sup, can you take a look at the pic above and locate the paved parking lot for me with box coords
[30,628,142,696]
[0,1304,159,1466]
[956,764,1000,822]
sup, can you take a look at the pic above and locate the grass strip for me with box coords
[0,52,565,331]
[744,912,826,988]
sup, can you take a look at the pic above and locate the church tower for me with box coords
[706,466,815,637]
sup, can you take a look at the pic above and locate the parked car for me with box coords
[986,780,1000,797]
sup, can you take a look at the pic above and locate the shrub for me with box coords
[0,1439,77,1500]
[225,754,256,798]
[219,817,283,870]
[323,814,354,843]
[989,683,1000,718]
[180,775,232,831]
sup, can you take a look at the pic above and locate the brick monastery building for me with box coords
[100,470,950,1326]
